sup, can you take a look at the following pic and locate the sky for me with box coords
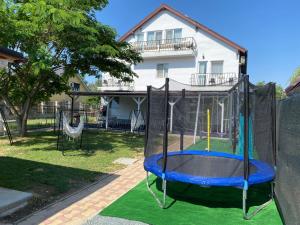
[89,0,300,88]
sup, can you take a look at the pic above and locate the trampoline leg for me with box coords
[146,172,166,208]
[243,183,274,220]
[243,189,247,218]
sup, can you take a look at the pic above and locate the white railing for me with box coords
[190,73,238,86]
[102,79,134,89]
[131,37,197,53]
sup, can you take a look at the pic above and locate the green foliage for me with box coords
[289,66,300,85]
[256,81,286,100]
[0,0,141,134]
[84,79,102,105]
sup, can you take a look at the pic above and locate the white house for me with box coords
[98,4,247,130]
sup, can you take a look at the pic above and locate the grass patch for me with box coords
[101,176,282,225]
[0,129,143,222]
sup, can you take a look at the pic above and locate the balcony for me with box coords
[190,73,238,86]
[131,37,197,58]
[99,79,135,91]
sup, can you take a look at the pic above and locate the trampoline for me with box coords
[144,76,277,219]
[144,150,275,188]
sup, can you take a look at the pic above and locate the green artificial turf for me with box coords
[188,137,233,153]
[101,176,282,225]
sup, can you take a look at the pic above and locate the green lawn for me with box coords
[0,130,143,221]
[101,176,283,225]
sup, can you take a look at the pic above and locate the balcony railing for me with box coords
[190,73,238,86]
[102,79,134,89]
[131,37,197,53]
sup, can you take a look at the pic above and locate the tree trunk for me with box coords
[18,114,28,137]
[18,99,31,137]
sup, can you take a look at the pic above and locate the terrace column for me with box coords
[168,97,182,133]
[218,100,225,134]
[132,97,146,112]
[131,97,146,132]
[103,97,114,130]
[193,93,201,144]
[41,102,44,114]
[169,102,175,133]
[55,101,58,113]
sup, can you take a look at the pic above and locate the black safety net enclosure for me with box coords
[144,76,276,219]
[275,94,300,225]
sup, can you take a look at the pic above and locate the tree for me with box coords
[256,81,286,99]
[289,66,300,85]
[85,79,102,106]
[0,0,142,136]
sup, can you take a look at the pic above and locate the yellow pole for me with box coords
[207,109,210,151]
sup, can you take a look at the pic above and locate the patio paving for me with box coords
[17,160,145,225]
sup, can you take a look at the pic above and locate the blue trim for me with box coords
[243,180,248,190]
[238,113,254,159]
[144,150,275,188]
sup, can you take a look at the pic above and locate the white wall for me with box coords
[102,9,242,120]
[109,97,146,120]
[133,57,196,89]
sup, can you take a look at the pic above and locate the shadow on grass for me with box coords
[152,177,272,210]
[7,129,144,156]
[58,129,144,156]
[0,156,119,223]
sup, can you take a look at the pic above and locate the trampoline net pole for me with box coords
[162,78,169,174]
[243,75,250,182]
[180,89,185,150]
[144,86,151,155]
[193,93,201,144]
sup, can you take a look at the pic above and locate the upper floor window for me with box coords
[211,61,223,74]
[70,82,80,91]
[199,61,207,74]
[157,63,168,78]
[147,31,162,43]
[166,28,182,41]
[136,33,144,42]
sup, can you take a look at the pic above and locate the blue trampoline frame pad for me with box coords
[144,150,275,188]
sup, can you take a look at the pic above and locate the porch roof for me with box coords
[70,91,147,97]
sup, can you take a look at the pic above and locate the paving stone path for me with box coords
[18,160,145,225]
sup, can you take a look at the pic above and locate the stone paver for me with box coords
[17,160,145,225]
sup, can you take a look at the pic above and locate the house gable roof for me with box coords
[119,4,247,53]
[285,77,300,95]
[0,47,24,62]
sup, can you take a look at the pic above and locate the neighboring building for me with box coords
[98,4,247,127]
[285,77,300,96]
[49,74,90,110]
[0,47,24,68]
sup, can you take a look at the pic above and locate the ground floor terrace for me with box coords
[69,87,234,138]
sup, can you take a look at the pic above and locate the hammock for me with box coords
[62,113,84,139]
[131,110,144,131]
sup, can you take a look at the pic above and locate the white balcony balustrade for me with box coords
[190,73,238,86]
[131,37,197,58]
